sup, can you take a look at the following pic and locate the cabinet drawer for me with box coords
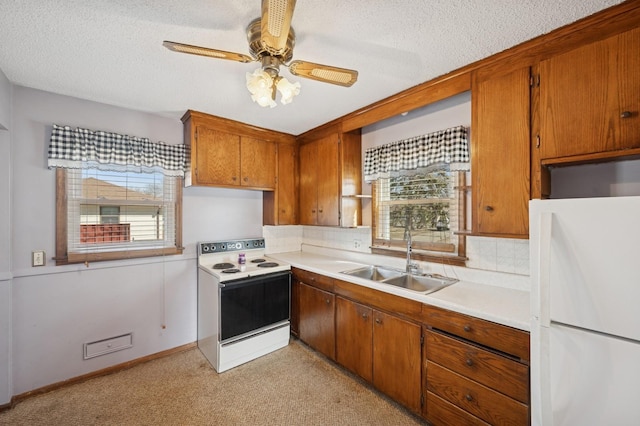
[425,330,529,403]
[427,362,528,425]
[423,304,530,361]
[426,391,490,426]
[292,267,334,292]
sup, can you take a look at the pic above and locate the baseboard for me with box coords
[3,341,196,411]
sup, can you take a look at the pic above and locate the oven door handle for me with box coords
[219,283,226,288]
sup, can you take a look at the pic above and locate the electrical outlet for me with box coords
[353,239,362,249]
[32,250,45,267]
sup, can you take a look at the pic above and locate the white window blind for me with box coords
[66,168,179,255]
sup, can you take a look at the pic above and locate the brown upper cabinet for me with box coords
[182,110,297,226]
[182,110,285,190]
[539,26,640,161]
[264,141,298,225]
[298,129,362,227]
[471,67,531,238]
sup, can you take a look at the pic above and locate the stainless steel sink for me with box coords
[340,265,405,281]
[380,274,457,294]
[341,265,458,295]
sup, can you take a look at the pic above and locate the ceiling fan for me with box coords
[163,0,358,107]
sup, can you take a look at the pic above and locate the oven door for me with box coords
[219,270,291,342]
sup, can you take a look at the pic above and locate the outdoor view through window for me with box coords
[69,168,177,252]
[374,166,458,254]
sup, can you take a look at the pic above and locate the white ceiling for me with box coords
[0,0,623,135]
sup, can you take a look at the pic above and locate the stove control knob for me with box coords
[202,245,209,252]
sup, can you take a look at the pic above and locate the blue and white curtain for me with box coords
[363,125,470,182]
[47,124,186,177]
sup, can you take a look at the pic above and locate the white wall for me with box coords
[0,67,12,405]
[550,160,640,198]
[8,86,263,398]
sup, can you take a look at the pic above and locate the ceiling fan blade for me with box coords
[163,41,254,63]
[260,0,296,55]
[288,60,358,87]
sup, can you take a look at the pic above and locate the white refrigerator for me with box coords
[530,196,640,425]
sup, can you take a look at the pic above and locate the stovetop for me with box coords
[198,238,291,282]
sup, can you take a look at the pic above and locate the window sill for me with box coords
[370,245,467,267]
[56,247,183,266]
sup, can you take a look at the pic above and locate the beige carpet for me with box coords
[0,339,425,425]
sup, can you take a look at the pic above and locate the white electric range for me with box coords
[197,238,291,373]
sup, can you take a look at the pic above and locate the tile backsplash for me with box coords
[263,226,529,276]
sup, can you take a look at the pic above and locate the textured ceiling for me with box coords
[0,0,624,135]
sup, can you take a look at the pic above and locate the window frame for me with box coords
[55,168,183,265]
[371,171,467,267]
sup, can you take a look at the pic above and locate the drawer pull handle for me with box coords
[465,394,473,402]
[325,299,330,304]
[466,358,474,367]
[621,111,632,118]
[362,313,368,319]
[375,318,382,324]
[463,324,471,332]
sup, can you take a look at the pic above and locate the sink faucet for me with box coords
[406,230,420,274]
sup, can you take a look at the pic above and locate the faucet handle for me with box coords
[407,262,420,274]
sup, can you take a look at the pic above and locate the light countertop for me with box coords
[268,249,530,331]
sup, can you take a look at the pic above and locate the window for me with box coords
[99,206,120,224]
[373,167,467,264]
[49,124,185,265]
[365,125,469,265]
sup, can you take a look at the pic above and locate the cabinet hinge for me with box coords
[421,334,424,346]
[420,393,425,407]
[195,128,198,141]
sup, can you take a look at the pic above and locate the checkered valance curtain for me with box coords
[47,124,186,177]
[363,125,470,182]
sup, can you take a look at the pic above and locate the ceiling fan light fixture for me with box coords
[276,76,301,105]
[246,66,300,107]
[166,2,357,109]
[246,68,277,108]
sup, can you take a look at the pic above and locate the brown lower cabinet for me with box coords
[298,281,336,360]
[335,297,422,414]
[293,268,531,424]
[423,305,530,426]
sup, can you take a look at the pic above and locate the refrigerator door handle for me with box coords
[537,212,553,327]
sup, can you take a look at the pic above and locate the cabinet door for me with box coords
[335,297,373,382]
[276,143,297,224]
[195,127,240,186]
[298,141,318,225]
[298,282,335,360]
[240,137,276,189]
[540,27,640,159]
[372,310,422,413]
[472,67,531,237]
[316,134,340,226]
